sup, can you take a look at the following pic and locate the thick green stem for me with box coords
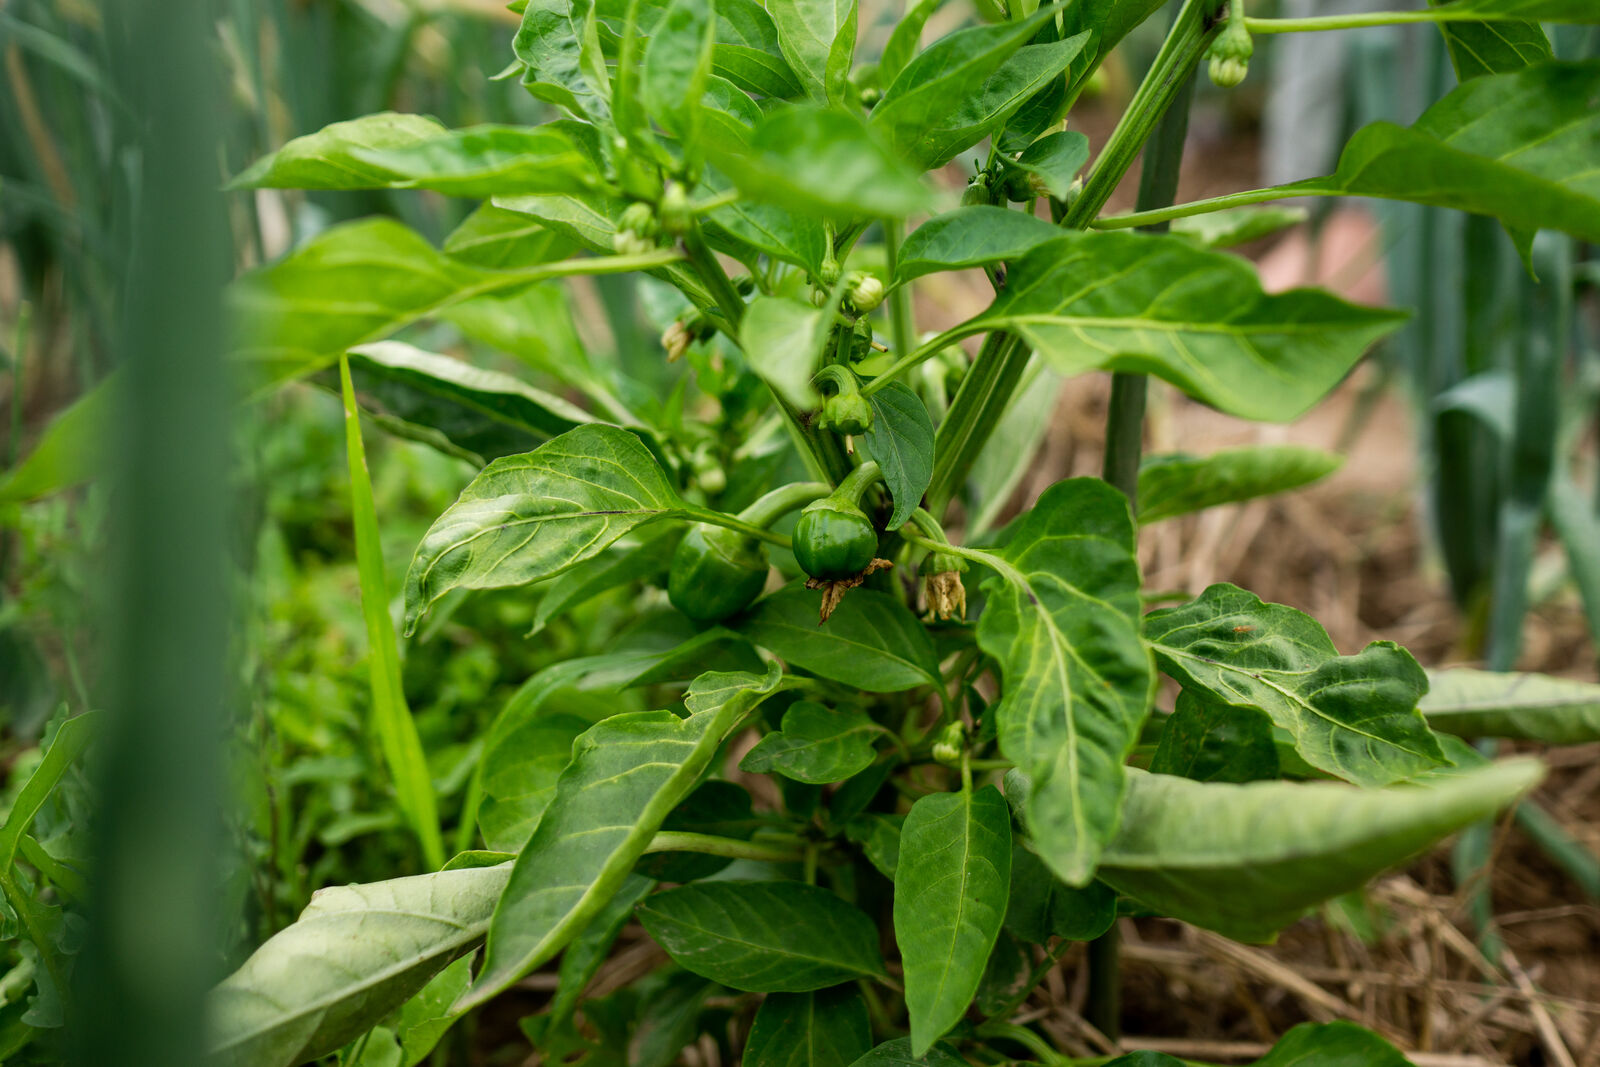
[735,481,832,528]
[1093,185,1310,230]
[1064,0,1225,230]
[1244,9,1521,33]
[925,332,1030,514]
[684,507,794,548]
[833,459,883,504]
[883,218,916,365]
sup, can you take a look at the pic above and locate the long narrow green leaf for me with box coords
[1421,668,1600,743]
[973,479,1152,885]
[0,716,94,868]
[459,665,782,1009]
[895,786,1011,1056]
[0,375,113,507]
[1093,760,1543,942]
[340,356,444,870]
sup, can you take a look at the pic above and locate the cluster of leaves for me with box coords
[10,0,1600,1063]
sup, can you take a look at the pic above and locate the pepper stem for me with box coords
[735,482,832,529]
[831,460,883,507]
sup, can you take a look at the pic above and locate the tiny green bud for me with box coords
[847,271,884,312]
[1206,18,1252,88]
[612,229,657,257]
[931,720,967,766]
[819,391,873,437]
[961,172,996,208]
[618,201,657,237]
[859,85,882,109]
[658,181,691,236]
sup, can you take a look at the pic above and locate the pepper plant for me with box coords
[205,0,1600,1063]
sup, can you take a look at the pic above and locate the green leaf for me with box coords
[341,341,594,463]
[1001,130,1090,201]
[495,121,627,253]
[846,1037,967,1067]
[879,0,941,88]
[1149,691,1280,783]
[973,478,1152,884]
[895,206,1060,283]
[711,106,933,220]
[1260,62,1600,247]
[531,527,678,634]
[209,864,510,1067]
[771,0,857,104]
[895,786,1012,1056]
[347,125,601,199]
[642,0,717,146]
[844,812,903,879]
[872,10,1088,170]
[547,873,656,1024]
[1420,668,1600,744]
[461,665,782,1008]
[1136,446,1343,524]
[743,986,873,1067]
[740,587,942,693]
[478,711,590,853]
[1105,1021,1413,1066]
[1003,845,1116,944]
[1094,760,1541,942]
[402,424,689,633]
[962,232,1407,422]
[0,374,112,507]
[1144,584,1447,786]
[226,113,447,189]
[1431,0,1552,82]
[340,356,445,870]
[516,0,611,122]
[740,701,880,784]
[1169,205,1309,249]
[442,202,578,269]
[741,296,830,410]
[231,218,679,385]
[861,382,933,530]
[0,716,94,869]
[637,880,887,991]
[706,196,828,275]
[390,955,473,1067]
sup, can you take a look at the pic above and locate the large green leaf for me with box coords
[1136,446,1342,524]
[711,106,933,220]
[641,0,717,146]
[707,195,828,274]
[402,425,693,633]
[226,113,447,189]
[743,985,873,1067]
[871,10,1088,171]
[739,588,942,693]
[1003,844,1116,944]
[861,382,934,530]
[208,865,510,1067]
[895,786,1011,1056]
[972,478,1152,885]
[347,125,600,198]
[231,218,678,385]
[739,701,881,784]
[637,880,887,991]
[894,206,1060,283]
[1144,584,1447,786]
[441,202,577,270]
[959,232,1406,422]
[1421,668,1600,744]
[741,295,830,410]
[593,0,803,99]
[1149,692,1280,784]
[1431,0,1552,82]
[1093,760,1541,942]
[340,342,594,464]
[459,665,781,1008]
[1107,1021,1413,1067]
[478,711,590,853]
[770,0,857,104]
[515,0,610,122]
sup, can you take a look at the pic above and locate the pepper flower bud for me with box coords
[1206,18,1252,88]
[847,271,884,313]
[931,720,967,766]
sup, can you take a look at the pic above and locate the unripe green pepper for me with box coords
[668,482,831,621]
[792,462,882,581]
[668,524,768,622]
[814,364,873,437]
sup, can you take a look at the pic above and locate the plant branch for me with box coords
[1244,8,1520,33]
[883,218,916,367]
[642,831,807,864]
[1091,185,1303,230]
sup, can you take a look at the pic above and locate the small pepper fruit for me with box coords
[792,462,882,582]
[668,524,768,622]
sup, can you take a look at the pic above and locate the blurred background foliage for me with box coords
[0,0,1596,1063]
